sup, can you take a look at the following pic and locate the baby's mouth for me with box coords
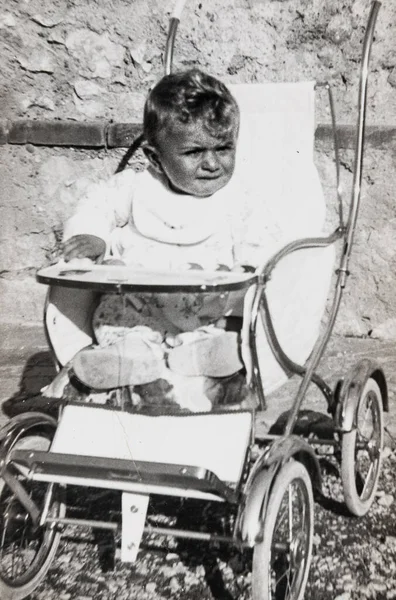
[197,174,222,180]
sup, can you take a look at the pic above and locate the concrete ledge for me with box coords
[0,120,9,144]
[315,124,396,150]
[107,123,142,148]
[2,120,396,149]
[8,120,107,147]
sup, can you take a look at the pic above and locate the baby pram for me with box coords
[0,2,386,599]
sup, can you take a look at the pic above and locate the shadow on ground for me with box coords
[2,351,58,418]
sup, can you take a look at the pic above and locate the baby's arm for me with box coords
[63,170,136,263]
[63,234,106,263]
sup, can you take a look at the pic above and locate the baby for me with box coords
[62,68,254,412]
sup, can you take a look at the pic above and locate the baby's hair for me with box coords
[143,68,239,147]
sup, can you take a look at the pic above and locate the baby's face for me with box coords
[153,119,238,197]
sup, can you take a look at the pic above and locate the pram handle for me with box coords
[164,0,188,75]
[345,1,381,268]
[36,263,257,293]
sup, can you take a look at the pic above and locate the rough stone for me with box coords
[130,41,152,73]
[388,67,396,88]
[20,95,56,112]
[65,29,125,79]
[326,15,353,45]
[382,50,396,69]
[372,319,396,341]
[73,96,107,119]
[0,13,16,28]
[74,80,106,101]
[18,46,56,74]
[31,11,65,28]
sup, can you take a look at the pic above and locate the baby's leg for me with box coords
[166,323,258,410]
[69,294,165,389]
[167,326,244,377]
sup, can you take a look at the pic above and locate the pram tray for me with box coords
[10,450,239,503]
[37,263,257,293]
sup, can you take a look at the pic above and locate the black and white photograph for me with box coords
[0,0,395,598]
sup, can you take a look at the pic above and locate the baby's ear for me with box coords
[142,143,163,175]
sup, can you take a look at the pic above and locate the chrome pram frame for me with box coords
[0,3,387,600]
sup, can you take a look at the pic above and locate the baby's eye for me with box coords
[184,148,203,156]
[217,145,234,153]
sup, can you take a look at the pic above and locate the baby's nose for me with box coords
[201,151,220,170]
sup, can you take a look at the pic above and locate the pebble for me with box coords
[344,581,355,591]
[377,494,394,507]
[386,536,396,545]
[169,576,181,592]
[166,552,179,561]
[145,582,156,593]
[372,580,387,591]
[313,533,321,545]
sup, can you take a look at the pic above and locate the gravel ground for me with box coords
[1,328,396,600]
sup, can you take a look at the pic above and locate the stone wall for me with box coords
[1,0,395,338]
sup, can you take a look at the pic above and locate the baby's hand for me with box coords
[63,234,106,263]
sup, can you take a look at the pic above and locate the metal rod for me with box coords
[164,18,180,75]
[327,84,344,228]
[144,525,234,544]
[249,281,267,410]
[344,1,381,267]
[46,517,235,545]
[2,468,41,526]
[164,0,188,75]
[40,482,55,527]
[47,517,118,531]
[315,82,343,228]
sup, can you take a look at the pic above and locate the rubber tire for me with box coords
[252,459,314,600]
[0,434,65,600]
[341,378,384,517]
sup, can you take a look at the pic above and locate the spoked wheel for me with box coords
[341,377,384,516]
[252,459,314,600]
[0,432,65,600]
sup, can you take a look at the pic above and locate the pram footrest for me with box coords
[9,449,239,503]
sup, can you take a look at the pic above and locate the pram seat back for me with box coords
[230,82,335,394]
[231,81,315,161]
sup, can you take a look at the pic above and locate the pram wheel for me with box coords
[252,459,313,600]
[0,430,65,600]
[341,377,384,517]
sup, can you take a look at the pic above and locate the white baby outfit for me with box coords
[64,167,245,345]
